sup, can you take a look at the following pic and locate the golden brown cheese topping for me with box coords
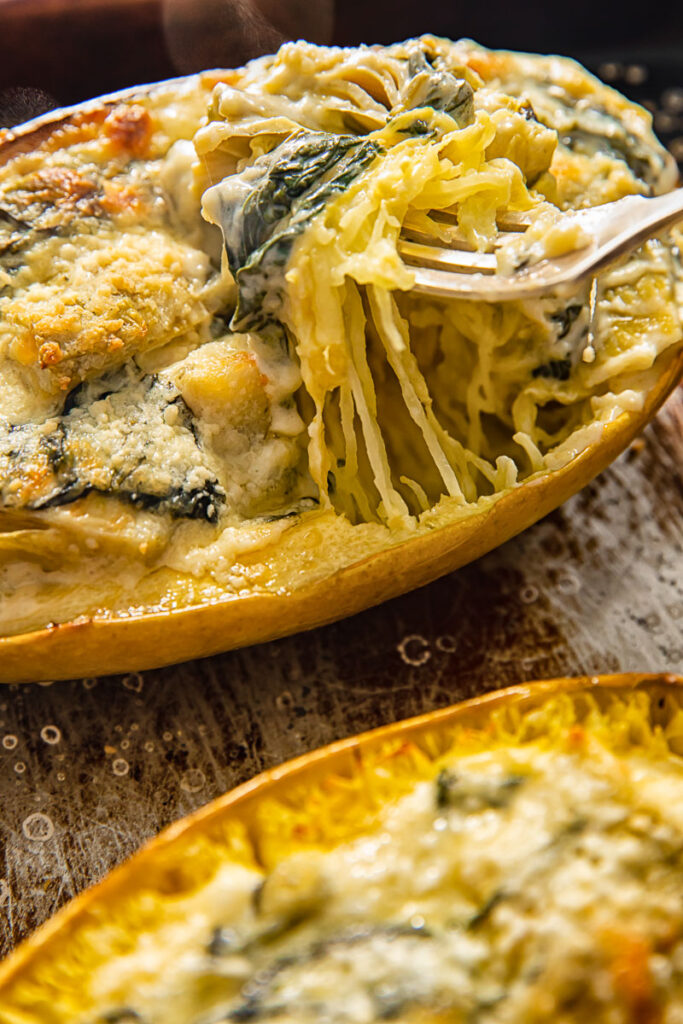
[2,230,212,396]
[0,38,680,637]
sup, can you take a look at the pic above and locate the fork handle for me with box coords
[583,190,683,278]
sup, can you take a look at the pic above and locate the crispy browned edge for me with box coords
[0,672,680,1000]
[0,84,681,683]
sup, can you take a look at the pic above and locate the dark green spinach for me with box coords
[206,131,382,334]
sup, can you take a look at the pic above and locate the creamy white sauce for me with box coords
[83,735,683,1023]
[0,38,681,637]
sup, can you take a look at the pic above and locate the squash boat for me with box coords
[0,38,682,683]
[1,672,683,1021]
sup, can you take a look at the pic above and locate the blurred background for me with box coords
[0,0,681,166]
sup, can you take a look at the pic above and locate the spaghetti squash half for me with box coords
[0,39,681,681]
[1,674,683,1021]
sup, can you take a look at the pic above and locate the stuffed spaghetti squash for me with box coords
[1,674,683,1021]
[0,39,681,681]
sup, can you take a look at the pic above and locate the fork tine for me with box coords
[424,209,531,232]
[408,265,548,302]
[398,239,497,274]
[402,188,683,303]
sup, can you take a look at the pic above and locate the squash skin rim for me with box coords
[0,671,681,1006]
[0,71,232,165]
[0,81,681,683]
[0,346,681,683]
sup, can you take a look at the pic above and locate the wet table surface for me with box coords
[0,386,681,958]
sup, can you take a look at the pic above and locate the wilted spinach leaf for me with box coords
[204,131,382,333]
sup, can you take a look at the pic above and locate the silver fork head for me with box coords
[399,189,683,303]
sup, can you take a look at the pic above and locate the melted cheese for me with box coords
[201,38,681,529]
[33,690,683,1024]
[0,230,213,406]
[0,38,681,637]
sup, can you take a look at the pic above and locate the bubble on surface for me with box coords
[37,680,54,688]
[520,584,539,604]
[120,740,130,751]
[275,690,293,710]
[40,725,61,746]
[180,768,206,793]
[162,731,173,743]
[82,678,98,690]
[144,742,155,753]
[112,759,130,777]
[14,762,25,774]
[397,634,431,667]
[436,634,458,654]
[122,673,144,693]
[57,773,65,782]
[556,572,581,596]
[22,813,54,842]
[2,735,18,750]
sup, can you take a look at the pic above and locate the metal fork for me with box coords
[398,189,683,302]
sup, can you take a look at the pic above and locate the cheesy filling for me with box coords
[62,690,683,1024]
[0,39,681,631]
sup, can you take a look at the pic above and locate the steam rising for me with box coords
[162,0,334,74]
[0,87,56,129]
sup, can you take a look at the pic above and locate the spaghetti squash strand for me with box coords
[196,38,682,530]
[345,282,410,525]
[368,285,465,501]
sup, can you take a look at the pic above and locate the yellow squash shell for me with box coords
[0,347,680,684]
[0,672,681,1021]
[0,45,681,683]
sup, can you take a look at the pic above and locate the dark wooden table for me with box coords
[0,387,681,957]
